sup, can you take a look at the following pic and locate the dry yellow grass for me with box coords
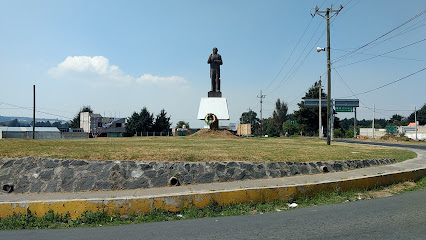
[0,136,416,162]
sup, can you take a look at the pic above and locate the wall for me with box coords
[359,128,387,139]
[0,157,395,194]
[61,132,89,139]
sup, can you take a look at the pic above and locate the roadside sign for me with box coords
[335,106,353,112]
[386,125,398,134]
[304,99,327,107]
[335,99,359,107]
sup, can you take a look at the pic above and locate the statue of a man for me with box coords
[207,47,223,92]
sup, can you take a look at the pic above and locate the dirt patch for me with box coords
[380,135,413,142]
[190,129,239,139]
[350,181,418,200]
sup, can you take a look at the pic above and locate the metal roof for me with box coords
[0,127,60,132]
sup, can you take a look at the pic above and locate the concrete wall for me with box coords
[359,128,387,139]
[0,157,395,194]
[61,132,89,139]
[0,131,61,139]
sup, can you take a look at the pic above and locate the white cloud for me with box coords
[136,74,187,85]
[48,56,187,87]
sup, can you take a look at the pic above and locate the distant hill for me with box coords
[0,115,68,124]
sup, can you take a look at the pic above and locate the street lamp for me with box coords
[316,47,325,53]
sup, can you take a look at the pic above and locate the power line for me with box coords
[332,8,426,64]
[339,67,426,98]
[351,16,426,58]
[333,38,426,68]
[263,0,328,94]
[332,48,426,62]
[268,19,325,96]
[0,101,73,120]
[333,68,420,119]
[264,18,315,93]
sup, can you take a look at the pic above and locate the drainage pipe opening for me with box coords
[2,184,14,193]
[169,177,180,186]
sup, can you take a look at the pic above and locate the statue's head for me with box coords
[213,47,218,54]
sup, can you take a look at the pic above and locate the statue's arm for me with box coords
[217,55,223,65]
[207,54,212,64]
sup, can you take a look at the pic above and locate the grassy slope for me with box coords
[0,137,416,162]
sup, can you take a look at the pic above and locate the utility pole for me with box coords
[354,107,357,138]
[33,85,36,139]
[372,103,375,139]
[257,90,266,136]
[318,77,322,139]
[415,106,418,140]
[312,4,343,145]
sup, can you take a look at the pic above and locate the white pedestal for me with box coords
[197,98,229,120]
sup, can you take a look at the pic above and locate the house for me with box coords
[80,112,125,137]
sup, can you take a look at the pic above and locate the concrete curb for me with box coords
[1,167,425,219]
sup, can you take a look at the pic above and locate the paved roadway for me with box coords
[335,139,426,150]
[3,189,425,240]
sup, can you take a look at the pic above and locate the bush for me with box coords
[333,128,345,138]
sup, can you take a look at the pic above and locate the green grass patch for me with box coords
[0,137,416,162]
[1,177,425,230]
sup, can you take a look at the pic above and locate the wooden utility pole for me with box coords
[312,4,343,145]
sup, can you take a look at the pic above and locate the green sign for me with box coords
[335,106,353,112]
[386,125,398,134]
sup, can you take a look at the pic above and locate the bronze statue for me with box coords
[207,47,223,92]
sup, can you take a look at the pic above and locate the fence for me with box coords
[135,131,173,137]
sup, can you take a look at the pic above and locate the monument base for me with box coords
[198,98,229,120]
[208,91,222,98]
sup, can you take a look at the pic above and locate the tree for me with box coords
[387,114,408,126]
[8,119,20,127]
[293,81,327,136]
[262,117,280,137]
[282,120,298,136]
[408,103,426,125]
[153,109,171,134]
[124,107,154,137]
[36,121,52,127]
[272,99,288,135]
[70,106,93,128]
[176,121,190,129]
[239,109,260,135]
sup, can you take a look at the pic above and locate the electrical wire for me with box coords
[333,68,419,119]
[332,8,426,64]
[333,38,426,68]
[332,48,426,62]
[0,102,73,120]
[339,67,426,98]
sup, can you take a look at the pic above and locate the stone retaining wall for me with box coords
[0,157,395,194]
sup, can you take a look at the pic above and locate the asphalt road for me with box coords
[335,139,426,150]
[3,189,425,240]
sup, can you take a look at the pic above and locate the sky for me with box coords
[0,0,425,128]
